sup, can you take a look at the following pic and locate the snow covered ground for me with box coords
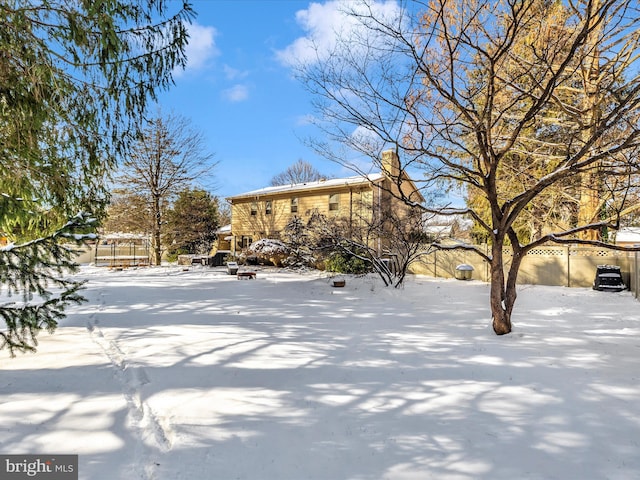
[1,265,639,480]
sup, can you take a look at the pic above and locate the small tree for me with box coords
[305,206,434,287]
[165,189,220,257]
[115,112,216,265]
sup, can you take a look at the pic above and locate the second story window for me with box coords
[329,193,339,211]
[291,197,298,213]
[250,202,257,216]
[265,200,272,215]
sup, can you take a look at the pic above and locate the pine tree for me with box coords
[165,189,220,257]
[0,1,193,354]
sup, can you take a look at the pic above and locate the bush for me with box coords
[245,255,259,265]
[324,251,370,274]
[284,252,318,269]
[166,247,188,263]
[242,239,289,267]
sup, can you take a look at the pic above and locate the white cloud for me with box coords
[276,0,402,68]
[351,125,384,150]
[175,23,219,77]
[223,64,249,81]
[222,84,250,102]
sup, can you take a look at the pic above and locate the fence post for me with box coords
[566,245,571,288]
[633,251,640,298]
[434,249,437,278]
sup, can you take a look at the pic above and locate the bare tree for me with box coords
[293,0,640,334]
[115,112,216,265]
[270,159,325,186]
[302,205,435,287]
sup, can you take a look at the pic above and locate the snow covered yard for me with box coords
[1,265,639,480]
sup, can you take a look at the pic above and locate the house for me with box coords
[213,224,232,252]
[225,150,424,254]
[615,227,640,247]
[423,214,474,243]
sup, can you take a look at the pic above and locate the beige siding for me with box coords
[226,154,422,254]
[230,185,376,250]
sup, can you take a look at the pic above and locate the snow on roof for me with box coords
[216,224,231,234]
[424,213,473,231]
[227,173,384,200]
[615,227,640,243]
[424,224,452,236]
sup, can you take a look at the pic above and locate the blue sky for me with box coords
[158,0,390,199]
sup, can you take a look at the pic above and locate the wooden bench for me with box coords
[237,272,257,280]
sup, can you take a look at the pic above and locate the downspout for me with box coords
[349,188,353,237]
[228,198,236,256]
[377,181,382,256]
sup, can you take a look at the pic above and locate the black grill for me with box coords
[593,265,626,292]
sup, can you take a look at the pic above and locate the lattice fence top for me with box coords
[569,248,628,257]
[499,246,632,257]
[526,248,565,256]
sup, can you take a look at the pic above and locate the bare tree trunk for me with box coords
[489,242,512,335]
[490,238,524,335]
[153,194,162,266]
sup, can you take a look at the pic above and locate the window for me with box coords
[291,197,298,213]
[265,200,272,215]
[250,202,257,216]
[329,193,339,211]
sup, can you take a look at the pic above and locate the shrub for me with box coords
[242,239,289,267]
[324,251,369,274]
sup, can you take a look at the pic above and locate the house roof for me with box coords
[226,173,385,201]
[215,224,231,234]
[615,227,640,244]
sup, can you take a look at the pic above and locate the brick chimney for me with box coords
[381,149,400,179]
